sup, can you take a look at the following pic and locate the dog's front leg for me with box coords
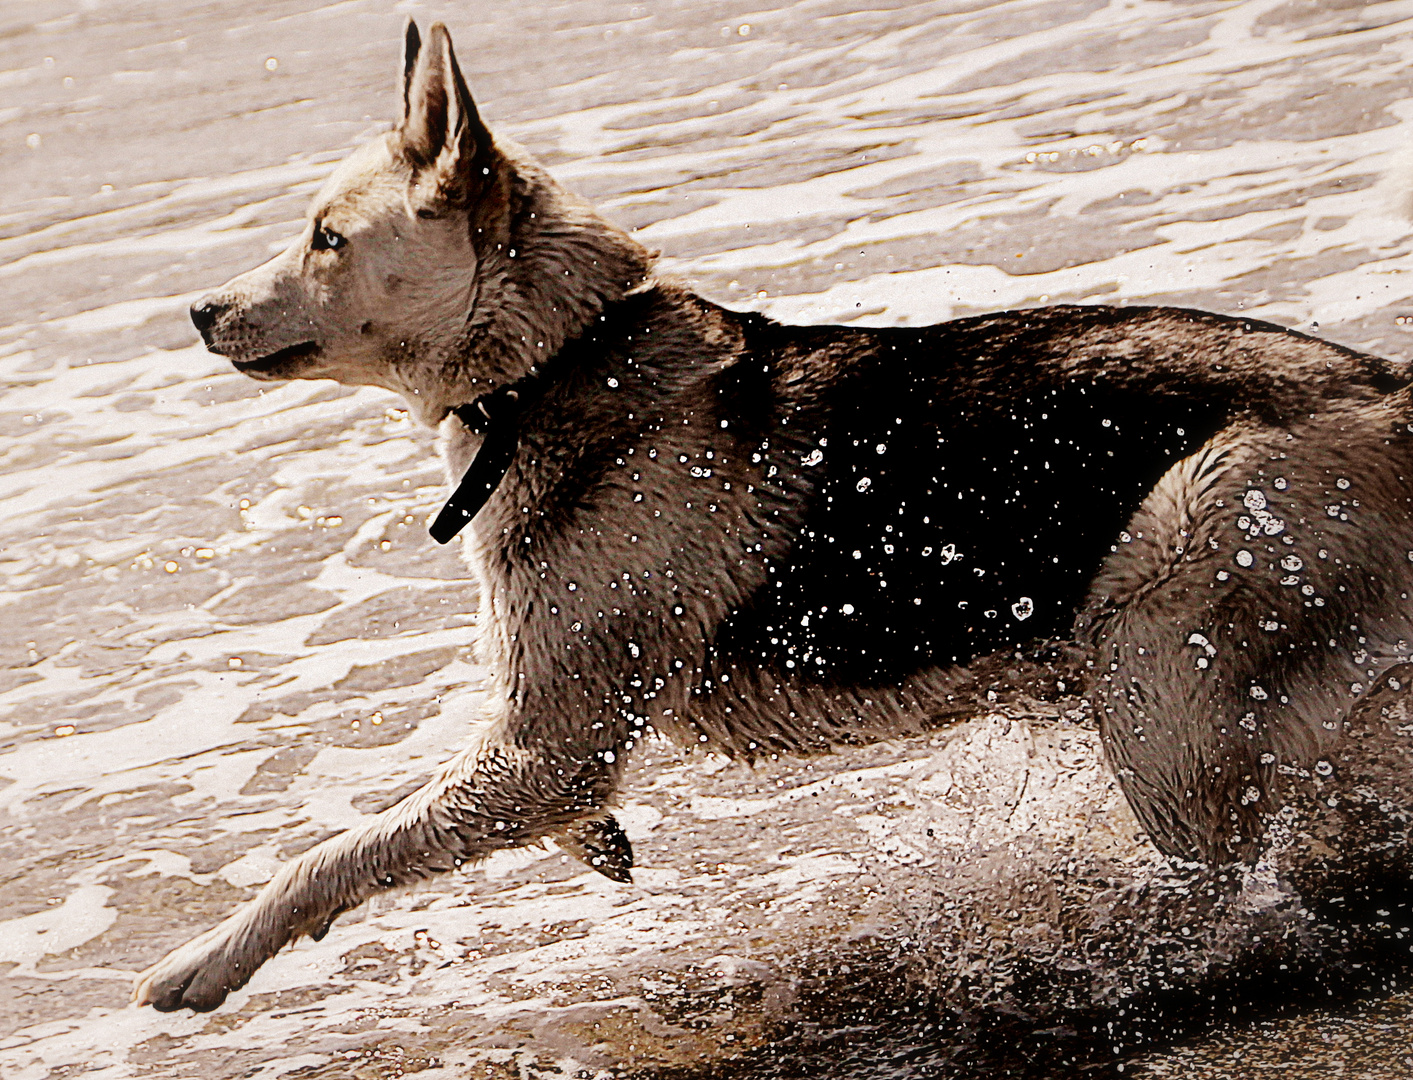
[133,724,620,1012]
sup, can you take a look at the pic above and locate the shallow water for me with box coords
[4,0,1413,1075]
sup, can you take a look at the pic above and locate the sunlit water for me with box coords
[5,0,1413,1076]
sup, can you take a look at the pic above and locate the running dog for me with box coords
[136,20,1413,1011]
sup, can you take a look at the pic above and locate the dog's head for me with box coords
[191,21,651,424]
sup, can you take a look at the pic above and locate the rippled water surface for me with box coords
[5,0,1413,1076]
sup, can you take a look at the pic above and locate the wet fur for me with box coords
[136,21,1413,1011]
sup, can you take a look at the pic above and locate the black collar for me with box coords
[428,371,541,544]
[427,290,651,544]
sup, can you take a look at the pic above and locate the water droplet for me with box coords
[1280,555,1302,572]
[1336,477,1351,490]
[1274,477,1288,490]
[1250,685,1269,700]
[802,449,823,466]
[842,603,855,615]
[1244,489,1267,511]
[1315,760,1334,776]
[1011,597,1034,621]
[1235,550,1254,568]
[856,476,872,492]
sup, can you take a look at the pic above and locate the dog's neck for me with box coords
[430,282,661,542]
[402,143,655,426]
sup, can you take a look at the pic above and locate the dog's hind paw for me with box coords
[132,923,263,1012]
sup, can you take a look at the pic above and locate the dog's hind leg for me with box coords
[1081,417,1413,864]
[133,723,621,1012]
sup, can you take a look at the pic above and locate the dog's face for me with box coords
[191,139,475,388]
[190,22,490,416]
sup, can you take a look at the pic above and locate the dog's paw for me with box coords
[555,814,634,883]
[132,923,262,1012]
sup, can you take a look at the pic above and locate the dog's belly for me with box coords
[713,378,1225,684]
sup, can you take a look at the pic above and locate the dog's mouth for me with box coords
[230,341,322,378]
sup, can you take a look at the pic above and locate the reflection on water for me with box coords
[3,0,1413,1076]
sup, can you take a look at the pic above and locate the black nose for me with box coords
[190,298,226,343]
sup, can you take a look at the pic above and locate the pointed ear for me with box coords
[399,19,422,126]
[397,21,491,204]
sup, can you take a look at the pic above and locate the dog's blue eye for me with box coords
[312,227,346,252]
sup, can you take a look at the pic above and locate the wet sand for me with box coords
[5,0,1413,1075]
